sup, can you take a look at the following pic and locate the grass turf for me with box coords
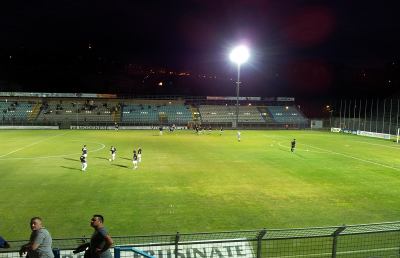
[0,129,399,240]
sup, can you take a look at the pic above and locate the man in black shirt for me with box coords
[291,139,296,152]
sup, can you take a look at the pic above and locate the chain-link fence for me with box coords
[2,221,400,258]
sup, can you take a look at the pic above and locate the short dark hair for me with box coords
[93,215,104,223]
[30,216,42,222]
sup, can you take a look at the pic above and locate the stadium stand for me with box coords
[36,99,117,124]
[121,100,192,125]
[0,100,34,123]
[256,106,274,123]
[198,105,234,123]
[267,105,308,124]
[0,95,309,128]
[121,104,159,124]
[198,105,266,124]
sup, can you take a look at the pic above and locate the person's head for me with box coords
[90,215,104,228]
[30,217,43,231]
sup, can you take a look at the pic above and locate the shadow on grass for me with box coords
[111,164,129,168]
[277,147,288,152]
[64,157,79,162]
[120,157,131,161]
[96,157,109,160]
[61,166,82,171]
[293,151,305,159]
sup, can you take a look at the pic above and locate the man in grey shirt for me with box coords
[20,217,54,258]
[89,215,113,258]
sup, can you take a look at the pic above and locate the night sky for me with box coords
[1,0,400,99]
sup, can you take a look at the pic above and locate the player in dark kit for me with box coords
[137,147,142,163]
[291,139,296,152]
[82,145,88,157]
[132,150,138,169]
[109,146,117,161]
[80,155,87,171]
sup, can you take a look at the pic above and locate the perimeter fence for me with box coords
[2,221,400,258]
[330,98,400,136]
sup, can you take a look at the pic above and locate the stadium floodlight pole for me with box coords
[230,45,249,128]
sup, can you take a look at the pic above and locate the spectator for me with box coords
[19,217,54,258]
[89,215,113,258]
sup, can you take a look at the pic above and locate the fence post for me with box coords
[114,246,120,258]
[331,225,346,258]
[175,232,180,258]
[52,248,60,258]
[256,229,267,258]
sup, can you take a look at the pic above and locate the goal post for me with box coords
[397,128,400,143]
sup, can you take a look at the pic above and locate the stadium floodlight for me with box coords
[230,45,250,128]
[229,45,250,65]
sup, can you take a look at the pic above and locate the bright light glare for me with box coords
[229,45,250,65]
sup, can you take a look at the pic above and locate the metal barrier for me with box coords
[2,221,400,258]
[115,247,155,258]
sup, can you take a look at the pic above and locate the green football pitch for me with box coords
[1,129,399,240]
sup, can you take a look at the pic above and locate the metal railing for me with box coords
[2,221,400,258]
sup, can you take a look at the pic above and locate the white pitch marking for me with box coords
[0,140,105,160]
[274,138,399,171]
[0,132,69,158]
[353,140,400,150]
[277,141,328,154]
[306,144,400,171]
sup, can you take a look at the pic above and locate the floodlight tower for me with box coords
[230,45,249,128]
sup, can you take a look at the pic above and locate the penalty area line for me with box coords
[305,144,400,171]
